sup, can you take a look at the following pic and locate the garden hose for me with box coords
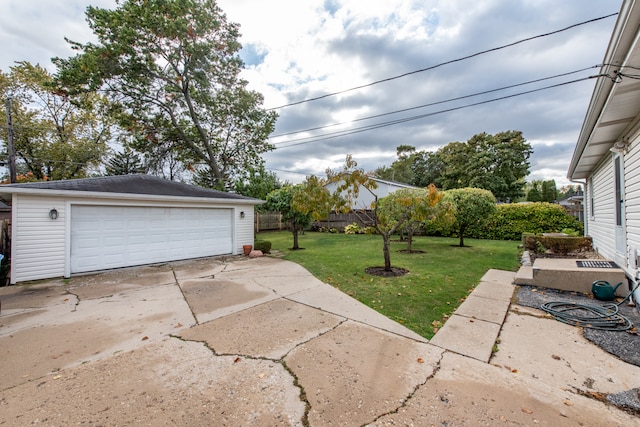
[540,280,640,331]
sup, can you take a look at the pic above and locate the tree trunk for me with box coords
[407,228,414,252]
[383,232,392,271]
[292,225,300,249]
[458,225,466,247]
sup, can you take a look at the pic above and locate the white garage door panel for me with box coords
[71,205,233,273]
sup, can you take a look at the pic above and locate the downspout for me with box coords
[569,179,587,237]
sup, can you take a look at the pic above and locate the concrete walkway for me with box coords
[1,256,638,426]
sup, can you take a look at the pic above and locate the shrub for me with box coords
[523,234,592,254]
[466,202,583,240]
[344,222,363,234]
[254,240,272,253]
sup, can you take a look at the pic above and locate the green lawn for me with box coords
[257,230,520,339]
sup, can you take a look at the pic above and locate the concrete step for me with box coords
[518,258,627,297]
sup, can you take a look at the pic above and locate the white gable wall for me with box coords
[10,193,256,284]
[324,179,417,210]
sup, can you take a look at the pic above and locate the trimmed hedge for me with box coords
[425,202,583,241]
[523,234,592,254]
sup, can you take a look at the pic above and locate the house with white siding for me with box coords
[568,0,640,297]
[324,176,419,210]
[0,174,261,284]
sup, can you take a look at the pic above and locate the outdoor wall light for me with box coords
[49,208,59,220]
[240,211,245,219]
[610,138,629,154]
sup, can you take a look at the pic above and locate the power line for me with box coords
[267,13,618,110]
[274,74,606,150]
[269,66,601,141]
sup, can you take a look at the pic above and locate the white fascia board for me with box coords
[0,187,265,205]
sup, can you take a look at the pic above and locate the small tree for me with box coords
[328,155,408,272]
[443,188,496,247]
[265,176,331,250]
[105,148,146,175]
[391,185,445,252]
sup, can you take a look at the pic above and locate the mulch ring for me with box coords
[364,266,409,277]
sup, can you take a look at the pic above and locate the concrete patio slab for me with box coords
[480,268,516,284]
[179,298,344,359]
[472,280,517,301]
[454,293,511,324]
[429,314,501,362]
[180,277,278,324]
[1,256,638,426]
[286,279,427,342]
[286,321,443,426]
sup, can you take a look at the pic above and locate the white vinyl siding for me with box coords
[625,136,640,273]
[236,208,255,252]
[9,194,257,284]
[587,157,617,260]
[12,195,66,282]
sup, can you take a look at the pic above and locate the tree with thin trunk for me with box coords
[443,188,496,247]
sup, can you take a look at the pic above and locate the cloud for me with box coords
[0,0,621,188]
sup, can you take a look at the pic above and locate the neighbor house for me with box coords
[568,0,640,295]
[0,174,262,284]
[324,176,419,210]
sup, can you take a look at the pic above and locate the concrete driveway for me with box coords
[0,256,638,426]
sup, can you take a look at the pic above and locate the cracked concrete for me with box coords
[1,256,639,426]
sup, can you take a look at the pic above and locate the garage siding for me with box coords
[9,193,259,284]
[236,208,255,252]
[12,195,66,282]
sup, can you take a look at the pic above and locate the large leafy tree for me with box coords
[374,145,417,184]
[54,0,277,189]
[442,187,497,247]
[378,131,531,201]
[0,63,111,181]
[233,165,284,204]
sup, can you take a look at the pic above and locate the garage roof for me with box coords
[0,174,262,203]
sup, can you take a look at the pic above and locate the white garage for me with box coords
[0,175,261,284]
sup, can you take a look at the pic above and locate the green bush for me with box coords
[461,202,583,241]
[523,234,592,254]
[254,240,272,253]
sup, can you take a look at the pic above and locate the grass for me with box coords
[257,230,520,339]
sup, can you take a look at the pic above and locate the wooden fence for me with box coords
[255,210,375,233]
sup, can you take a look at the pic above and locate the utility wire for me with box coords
[270,66,601,140]
[274,74,607,150]
[268,13,618,110]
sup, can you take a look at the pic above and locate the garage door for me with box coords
[71,205,233,273]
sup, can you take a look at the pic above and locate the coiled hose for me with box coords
[540,280,640,331]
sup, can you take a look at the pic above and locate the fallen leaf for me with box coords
[551,354,561,360]
[511,369,518,373]
[53,375,62,380]
[417,358,424,363]
[141,336,149,341]
[234,357,241,363]
[521,408,533,414]
[175,323,183,328]
[63,298,69,302]
[258,373,265,379]
[469,319,474,323]
[563,399,574,406]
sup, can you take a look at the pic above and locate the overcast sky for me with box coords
[0,0,621,187]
